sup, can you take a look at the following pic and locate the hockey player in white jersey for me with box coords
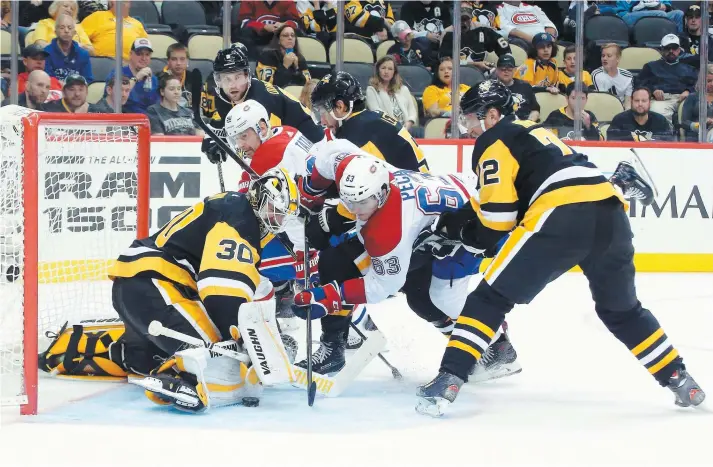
[291,149,520,380]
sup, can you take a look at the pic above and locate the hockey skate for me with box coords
[416,371,464,417]
[666,368,706,408]
[295,339,346,376]
[609,161,656,206]
[347,306,378,350]
[470,332,522,383]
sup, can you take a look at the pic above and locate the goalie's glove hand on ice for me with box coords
[294,250,320,286]
[297,175,327,214]
[292,281,343,320]
[201,137,226,164]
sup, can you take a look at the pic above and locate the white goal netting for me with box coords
[0,106,148,410]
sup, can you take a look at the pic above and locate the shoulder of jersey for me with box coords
[208,193,262,245]
[250,130,295,174]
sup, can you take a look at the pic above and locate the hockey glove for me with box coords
[414,218,463,260]
[297,175,328,213]
[294,250,320,286]
[201,137,226,164]
[292,281,343,320]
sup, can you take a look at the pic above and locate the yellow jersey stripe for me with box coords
[484,225,528,282]
[109,257,197,290]
[648,349,679,375]
[199,285,252,302]
[154,279,221,343]
[455,316,495,339]
[447,339,482,359]
[631,328,665,356]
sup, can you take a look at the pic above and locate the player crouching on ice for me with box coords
[39,169,302,413]
[415,80,705,417]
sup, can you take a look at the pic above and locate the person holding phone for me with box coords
[255,24,311,88]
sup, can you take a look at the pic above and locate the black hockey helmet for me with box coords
[460,79,515,119]
[213,43,250,75]
[310,72,365,111]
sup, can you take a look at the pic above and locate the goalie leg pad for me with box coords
[238,299,295,385]
[39,318,129,379]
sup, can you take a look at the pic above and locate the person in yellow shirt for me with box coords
[80,0,147,60]
[515,32,559,93]
[422,57,470,117]
[33,1,93,55]
[558,45,594,93]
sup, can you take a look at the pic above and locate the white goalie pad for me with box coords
[238,299,295,385]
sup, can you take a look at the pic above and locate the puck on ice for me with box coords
[242,397,259,407]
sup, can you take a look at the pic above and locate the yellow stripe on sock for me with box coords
[456,316,495,339]
[447,340,482,359]
[631,328,664,356]
[648,349,679,375]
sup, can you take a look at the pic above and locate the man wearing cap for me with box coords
[105,38,159,114]
[515,32,559,92]
[43,74,90,113]
[44,14,93,84]
[388,20,432,68]
[89,73,132,113]
[680,4,713,66]
[636,33,698,121]
[439,5,510,73]
[17,44,62,100]
[495,54,540,121]
[80,0,148,61]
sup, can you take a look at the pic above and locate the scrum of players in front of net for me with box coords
[39,44,705,418]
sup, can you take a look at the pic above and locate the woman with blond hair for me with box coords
[33,1,93,54]
[366,55,421,136]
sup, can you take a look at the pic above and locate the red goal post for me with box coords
[0,107,150,415]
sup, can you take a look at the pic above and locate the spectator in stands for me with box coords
[399,0,453,61]
[677,64,713,141]
[608,86,675,141]
[81,0,147,61]
[636,34,698,121]
[544,82,602,141]
[43,73,90,113]
[236,0,300,58]
[10,70,51,110]
[17,44,63,101]
[439,4,510,73]
[494,54,540,121]
[76,1,105,22]
[558,45,593,93]
[105,38,159,114]
[256,24,311,88]
[146,74,203,136]
[516,32,559,93]
[389,20,431,69]
[33,1,93,55]
[163,43,195,108]
[680,4,713,66]
[592,43,633,109]
[422,56,470,117]
[366,56,421,136]
[44,14,93,84]
[615,0,683,33]
[299,1,338,45]
[344,0,395,45]
[89,72,131,113]
[494,1,558,51]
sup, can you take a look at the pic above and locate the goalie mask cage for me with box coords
[0,106,150,415]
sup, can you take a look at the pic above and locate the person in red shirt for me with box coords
[17,44,62,102]
[234,0,300,58]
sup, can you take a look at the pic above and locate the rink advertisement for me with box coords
[144,138,712,272]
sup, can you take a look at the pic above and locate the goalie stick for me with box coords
[349,322,402,380]
[189,68,297,260]
[304,227,317,406]
[147,320,250,363]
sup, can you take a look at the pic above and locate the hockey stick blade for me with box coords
[308,381,317,406]
[349,322,403,380]
[629,148,659,199]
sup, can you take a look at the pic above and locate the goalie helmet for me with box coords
[460,79,514,120]
[338,155,391,215]
[248,168,300,236]
[224,100,271,150]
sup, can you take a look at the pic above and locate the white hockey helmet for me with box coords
[338,155,391,215]
[224,100,271,150]
[248,167,300,236]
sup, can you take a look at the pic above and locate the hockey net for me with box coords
[0,106,150,414]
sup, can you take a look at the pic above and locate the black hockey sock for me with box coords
[440,282,513,381]
[597,303,683,386]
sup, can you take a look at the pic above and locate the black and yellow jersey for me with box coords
[542,107,602,141]
[200,77,323,143]
[344,0,395,38]
[335,109,429,173]
[108,192,263,337]
[469,117,625,249]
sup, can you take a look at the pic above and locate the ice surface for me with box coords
[1,273,711,467]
